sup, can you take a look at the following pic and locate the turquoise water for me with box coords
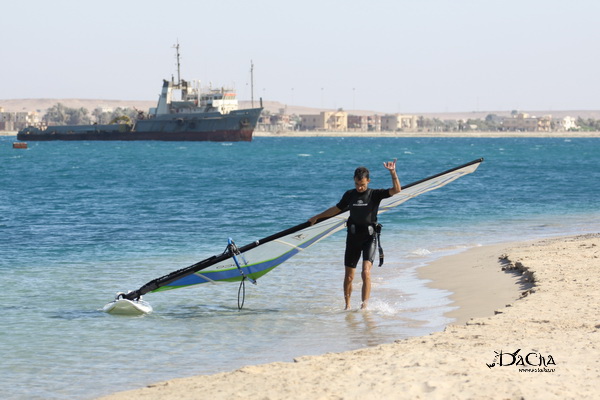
[1,136,598,399]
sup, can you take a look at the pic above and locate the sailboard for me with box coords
[102,293,153,315]
[104,158,483,314]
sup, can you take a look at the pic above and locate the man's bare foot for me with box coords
[360,302,368,310]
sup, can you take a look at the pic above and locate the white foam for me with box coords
[367,299,399,316]
[410,248,432,256]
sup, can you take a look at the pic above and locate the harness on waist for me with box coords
[375,223,384,267]
[348,223,385,267]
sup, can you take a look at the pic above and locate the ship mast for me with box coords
[250,60,254,108]
[173,41,181,86]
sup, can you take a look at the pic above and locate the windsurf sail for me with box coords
[119,158,483,302]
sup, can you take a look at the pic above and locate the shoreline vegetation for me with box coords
[2,130,600,138]
[97,233,600,399]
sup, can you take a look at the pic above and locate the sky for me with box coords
[3,0,599,113]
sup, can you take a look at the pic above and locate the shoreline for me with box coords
[3,130,600,138]
[255,130,600,138]
[418,243,533,326]
[96,233,600,399]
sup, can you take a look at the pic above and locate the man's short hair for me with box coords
[354,166,370,180]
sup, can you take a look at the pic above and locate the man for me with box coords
[308,159,401,310]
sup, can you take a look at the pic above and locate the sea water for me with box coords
[1,136,598,399]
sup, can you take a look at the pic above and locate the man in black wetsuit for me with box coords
[308,159,401,310]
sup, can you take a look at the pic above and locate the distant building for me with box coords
[0,110,39,131]
[300,110,348,131]
[348,115,369,131]
[502,113,551,132]
[381,114,417,131]
[367,114,381,131]
[258,112,297,132]
[555,116,577,131]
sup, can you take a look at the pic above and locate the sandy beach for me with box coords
[96,233,599,400]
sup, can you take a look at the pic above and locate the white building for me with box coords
[381,114,417,131]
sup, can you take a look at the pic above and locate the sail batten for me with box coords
[121,158,483,301]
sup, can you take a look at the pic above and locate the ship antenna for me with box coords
[250,60,255,108]
[173,41,181,86]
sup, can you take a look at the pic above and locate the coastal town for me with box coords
[258,108,583,133]
[1,100,598,135]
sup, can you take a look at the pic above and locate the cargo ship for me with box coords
[17,46,262,142]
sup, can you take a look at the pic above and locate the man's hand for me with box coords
[385,159,401,195]
[383,158,397,172]
[308,206,341,226]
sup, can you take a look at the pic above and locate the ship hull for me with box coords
[17,129,254,142]
[17,108,261,142]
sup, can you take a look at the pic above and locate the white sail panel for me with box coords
[155,159,482,291]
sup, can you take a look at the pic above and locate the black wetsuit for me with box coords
[336,188,391,268]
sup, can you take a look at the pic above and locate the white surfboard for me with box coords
[103,293,153,315]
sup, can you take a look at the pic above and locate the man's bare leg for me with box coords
[344,266,355,310]
[361,260,372,309]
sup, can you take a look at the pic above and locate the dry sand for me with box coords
[96,233,600,400]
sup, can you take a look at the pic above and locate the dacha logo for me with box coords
[487,349,556,372]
